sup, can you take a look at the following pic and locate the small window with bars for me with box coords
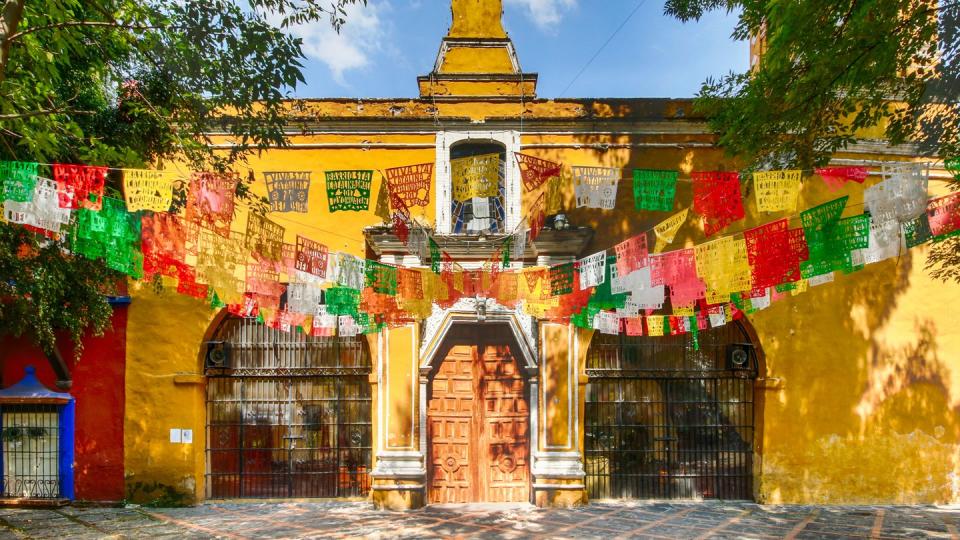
[449,141,506,234]
[1,405,61,499]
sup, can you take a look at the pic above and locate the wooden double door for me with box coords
[427,336,530,503]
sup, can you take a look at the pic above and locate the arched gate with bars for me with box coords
[205,317,372,499]
[584,323,759,500]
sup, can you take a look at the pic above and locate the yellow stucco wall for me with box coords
[124,283,214,504]
[121,0,960,505]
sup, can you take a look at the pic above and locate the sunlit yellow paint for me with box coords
[122,0,960,507]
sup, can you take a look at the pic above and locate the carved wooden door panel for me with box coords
[479,344,530,503]
[427,346,476,503]
[427,335,530,503]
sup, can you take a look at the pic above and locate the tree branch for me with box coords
[0,107,94,121]
[6,20,164,42]
[0,0,24,85]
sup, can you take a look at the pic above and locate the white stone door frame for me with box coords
[434,130,522,234]
[417,299,539,502]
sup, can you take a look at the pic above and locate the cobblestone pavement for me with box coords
[0,501,958,539]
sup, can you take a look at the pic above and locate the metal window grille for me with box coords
[1,405,60,499]
[585,324,757,500]
[206,317,372,499]
[450,142,507,234]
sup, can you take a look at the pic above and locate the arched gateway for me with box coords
[203,315,373,499]
[584,321,762,500]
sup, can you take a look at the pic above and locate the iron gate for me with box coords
[585,323,757,500]
[205,317,371,499]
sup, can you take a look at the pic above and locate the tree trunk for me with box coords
[0,0,25,84]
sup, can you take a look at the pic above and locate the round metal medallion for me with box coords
[441,455,460,473]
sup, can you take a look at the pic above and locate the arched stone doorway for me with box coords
[584,320,763,501]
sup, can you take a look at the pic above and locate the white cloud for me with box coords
[274,1,387,87]
[504,0,577,31]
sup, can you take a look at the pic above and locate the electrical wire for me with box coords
[558,0,648,98]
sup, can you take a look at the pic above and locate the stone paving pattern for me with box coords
[0,501,958,539]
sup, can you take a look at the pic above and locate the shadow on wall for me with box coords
[538,113,960,504]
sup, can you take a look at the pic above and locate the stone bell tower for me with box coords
[418,0,537,100]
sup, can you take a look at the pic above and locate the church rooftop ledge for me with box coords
[209,98,710,127]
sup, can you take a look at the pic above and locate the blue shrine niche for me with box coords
[0,366,74,503]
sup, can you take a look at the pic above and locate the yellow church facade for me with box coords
[122,0,960,509]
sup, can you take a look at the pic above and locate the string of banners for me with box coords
[1,157,958,342]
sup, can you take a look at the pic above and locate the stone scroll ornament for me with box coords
[753,170,802,213]
[264,171,311,213]
[4,177,72,235]
[692,171,745,236]
[52,163,108,211]
[245,213,285,262]
[294,235,328,279]
[122,169,174,212]
[632,169,678,212]
[450,153,500,202]
[572,166,619,209]
[815,166,868,191]
[515,153,562,192]
[385,163,433,210]
[325,170,373,212]
[185,172,239,237]
[577,251,607,289]
[0,161,38,203]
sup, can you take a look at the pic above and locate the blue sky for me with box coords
[287,0,748,99]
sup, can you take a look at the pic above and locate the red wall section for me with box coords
[0,305,127,502]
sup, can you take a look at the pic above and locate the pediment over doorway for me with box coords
[419,297,537,374]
